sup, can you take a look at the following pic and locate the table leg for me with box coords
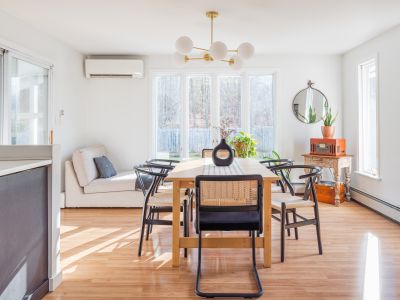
[345,166,351,201]
[263,180,272,268]
[172,181,181,267]
[334,167,341,207]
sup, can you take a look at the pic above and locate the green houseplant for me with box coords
[229,132,257,158]
[263,150,291,180]
[321,107,338,138]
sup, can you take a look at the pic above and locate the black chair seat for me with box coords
[199,211,260,231]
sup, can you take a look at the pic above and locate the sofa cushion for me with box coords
[94,156,117,178]
[72,145,106,187]
[84,171,136,194]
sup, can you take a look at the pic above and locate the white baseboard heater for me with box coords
[350,187,400,223]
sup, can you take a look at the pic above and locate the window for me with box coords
[358,58,379,177]
[9,57,49,144]
[188,75,212,158]
[155,74,181,159]
[250,75,274,155]
[219,76,242,133]
[0,49,51,145]
[153,72,275,159]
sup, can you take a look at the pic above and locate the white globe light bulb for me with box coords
[229,56,244,70]
[175,36,193,55]
[209,41,228,60]
[237,42,255,60]
[173,52,187,66]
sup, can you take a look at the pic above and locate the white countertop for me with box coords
[0,160,52,177]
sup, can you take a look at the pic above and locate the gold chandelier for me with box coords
[174,11,255,69]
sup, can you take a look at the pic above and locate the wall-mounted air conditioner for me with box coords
[84,58,144,78]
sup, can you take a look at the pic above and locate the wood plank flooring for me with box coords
[45,202,400,299]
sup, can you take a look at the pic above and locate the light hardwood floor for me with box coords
[45,202,399,299]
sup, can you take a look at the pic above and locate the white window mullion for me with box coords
[181,73,189,158]
[242,72,250,133]
[211,73,219,145]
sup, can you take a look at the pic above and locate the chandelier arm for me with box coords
[193,46,209,52]
[186,57,206,61]
[228,49,238,52]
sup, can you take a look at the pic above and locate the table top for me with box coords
[166,158,279,182]
[302,153,353,159]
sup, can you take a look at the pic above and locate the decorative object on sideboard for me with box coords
[310,138,346,156]
[174,11,255,69]
[292,80,328,124]
[321,105,338,138]
[229,132,257,158]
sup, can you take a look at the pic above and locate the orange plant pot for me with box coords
[321,126,335,138]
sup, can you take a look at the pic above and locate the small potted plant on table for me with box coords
[321,107,338,138]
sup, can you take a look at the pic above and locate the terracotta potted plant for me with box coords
[321,107,338,138]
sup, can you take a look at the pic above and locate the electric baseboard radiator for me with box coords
[350,187,400,223]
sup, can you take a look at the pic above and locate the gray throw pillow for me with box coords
[94,156,117,178]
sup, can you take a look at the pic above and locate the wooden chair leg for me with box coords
[293,209,299,240]
[286,212,291,237]
[280,204,286,262]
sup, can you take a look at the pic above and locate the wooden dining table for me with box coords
[165,158,279,268]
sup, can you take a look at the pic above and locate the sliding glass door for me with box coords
[0,51,51,145]
[9,57,49,144]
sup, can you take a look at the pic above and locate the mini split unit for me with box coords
[84,58,144,78]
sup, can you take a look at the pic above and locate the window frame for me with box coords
[357,55,380,179]
[0,44,53,145]
[150,68,277,159]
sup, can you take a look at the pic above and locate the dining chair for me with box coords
[259,159,293,193]
[201,148,236,158]
[194,175,264,298]
[135,164,190,257]
[269,165,323,262]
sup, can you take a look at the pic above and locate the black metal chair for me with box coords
[260,159,293,193]
[269,165,323,262]
[195,175,264,298]
[135,164,190,257]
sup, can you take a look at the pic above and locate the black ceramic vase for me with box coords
[212,139,234,166]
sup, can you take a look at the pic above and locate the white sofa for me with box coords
[65,145,143,207]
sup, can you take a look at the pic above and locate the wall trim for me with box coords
[49,271,63,291]
[350,187,400,223]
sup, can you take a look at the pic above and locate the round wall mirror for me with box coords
[292,81,328,124]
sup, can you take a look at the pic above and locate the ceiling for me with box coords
[0,0,399,55]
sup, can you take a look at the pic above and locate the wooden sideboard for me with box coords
[302,154,352,207]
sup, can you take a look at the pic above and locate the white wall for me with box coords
[0,10,343,189]
[343,25,400,219]
[82,54,342,170]
[0,10,87,188]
